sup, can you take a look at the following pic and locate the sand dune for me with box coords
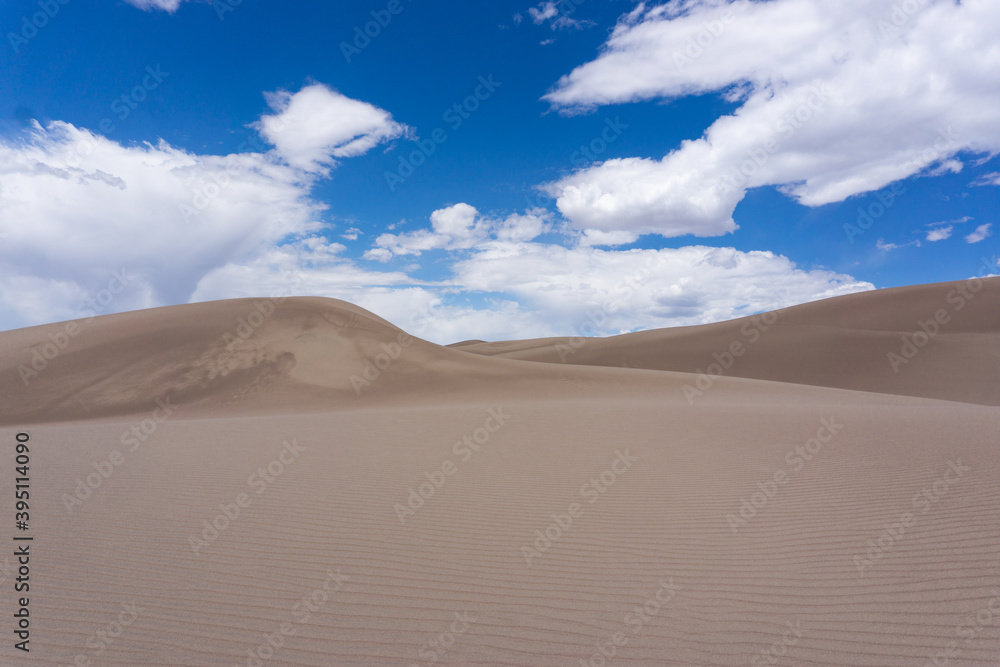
[454,277,1000,406]
[0,279,997,665]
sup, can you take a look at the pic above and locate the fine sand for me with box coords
[0,278,997,665]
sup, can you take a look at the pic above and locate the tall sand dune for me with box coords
[0,279,997,665]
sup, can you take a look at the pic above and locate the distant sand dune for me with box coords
[455,278,1000,406]
[0,279,997,665]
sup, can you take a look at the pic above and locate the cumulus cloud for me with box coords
[0,120,322,325]
[541,0,1000,238]
[254,84,410,173]
[451,241,873,335]
[0,84,409,329]
[365,204,551,260]
[198,213,873,342]
[966,223,993,244]
[925,226,953,242]
[190,237,421,302]
[0,85,876,344]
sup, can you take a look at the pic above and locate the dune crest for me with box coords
[457,277,1000,406]
[1,280,998,665]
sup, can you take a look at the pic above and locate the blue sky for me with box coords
[1,0,998,342]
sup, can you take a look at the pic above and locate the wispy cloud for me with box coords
[528,2,593,31]
[925,216,972,241]
[122,0,185,11]
[972,172,1000,186]
[877,239,920,252]
[966,223,993,244]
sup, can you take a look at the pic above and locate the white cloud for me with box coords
[0,84,409,330]
[451,241,874,335]
[541,0,1000,237]
[966,223,993,244]
[254,84,410,174]
[543,148,743,238]
[341,227,362,241]
[189,238,421,303]
[123,0,184,11]
[496,211,551,242]
[578,229,639,247]
[196,217,874,343]
[928,159,963,176]
[0,120,323,326]
[0,85,878,346]
[528,1,593,30]
[876,239,919,252]
[529,2,559,23]
[431,203,479,237]
[365,204,551,260]
[925,226,953,242]
[973,172,1000,186]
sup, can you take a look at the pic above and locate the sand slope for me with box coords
[454,277,1000,406]
[0,280,998,665]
